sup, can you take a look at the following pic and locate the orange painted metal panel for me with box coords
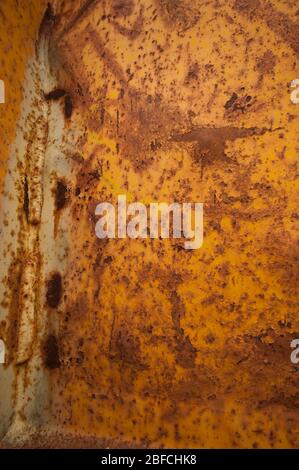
[0,0,298,448]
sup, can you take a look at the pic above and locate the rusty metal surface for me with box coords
[0,0,298,448]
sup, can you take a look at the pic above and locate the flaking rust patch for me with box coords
[43,334,61,369]
[46,272,63,309]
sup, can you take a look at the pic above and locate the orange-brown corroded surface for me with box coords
[0,0,299,448]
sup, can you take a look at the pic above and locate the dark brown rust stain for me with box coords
[224,92,253,114]
[172,126,269,144]
[38,2,56,41]
[172,126,272,175]
[48,38,94,112]
[234,0,299,57]
[55,180,68,210]
[43,334,60,369]
[224,92,238,110]
[52,177,69,238]
[46,272,62,309]
[91,239,109,301]
[53,179,68,237]
[23,176,29,222]
[44,88,66,101]
[64,94,73,119]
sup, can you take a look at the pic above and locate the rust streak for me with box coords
[57,0,100,41]
[88,28,127,84]
[112,7,144,40]
[234,0,299,57]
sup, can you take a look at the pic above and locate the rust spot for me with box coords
[224,93,238,110]
[64,94,73,119]
[46,272,62,308]
[256,50,277,75]
[44,88,66,101]
[43,334,60,369]
[224,92,254,116]
[44,2,55,20]
[23,176,29,221]
[55,180,68,210]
